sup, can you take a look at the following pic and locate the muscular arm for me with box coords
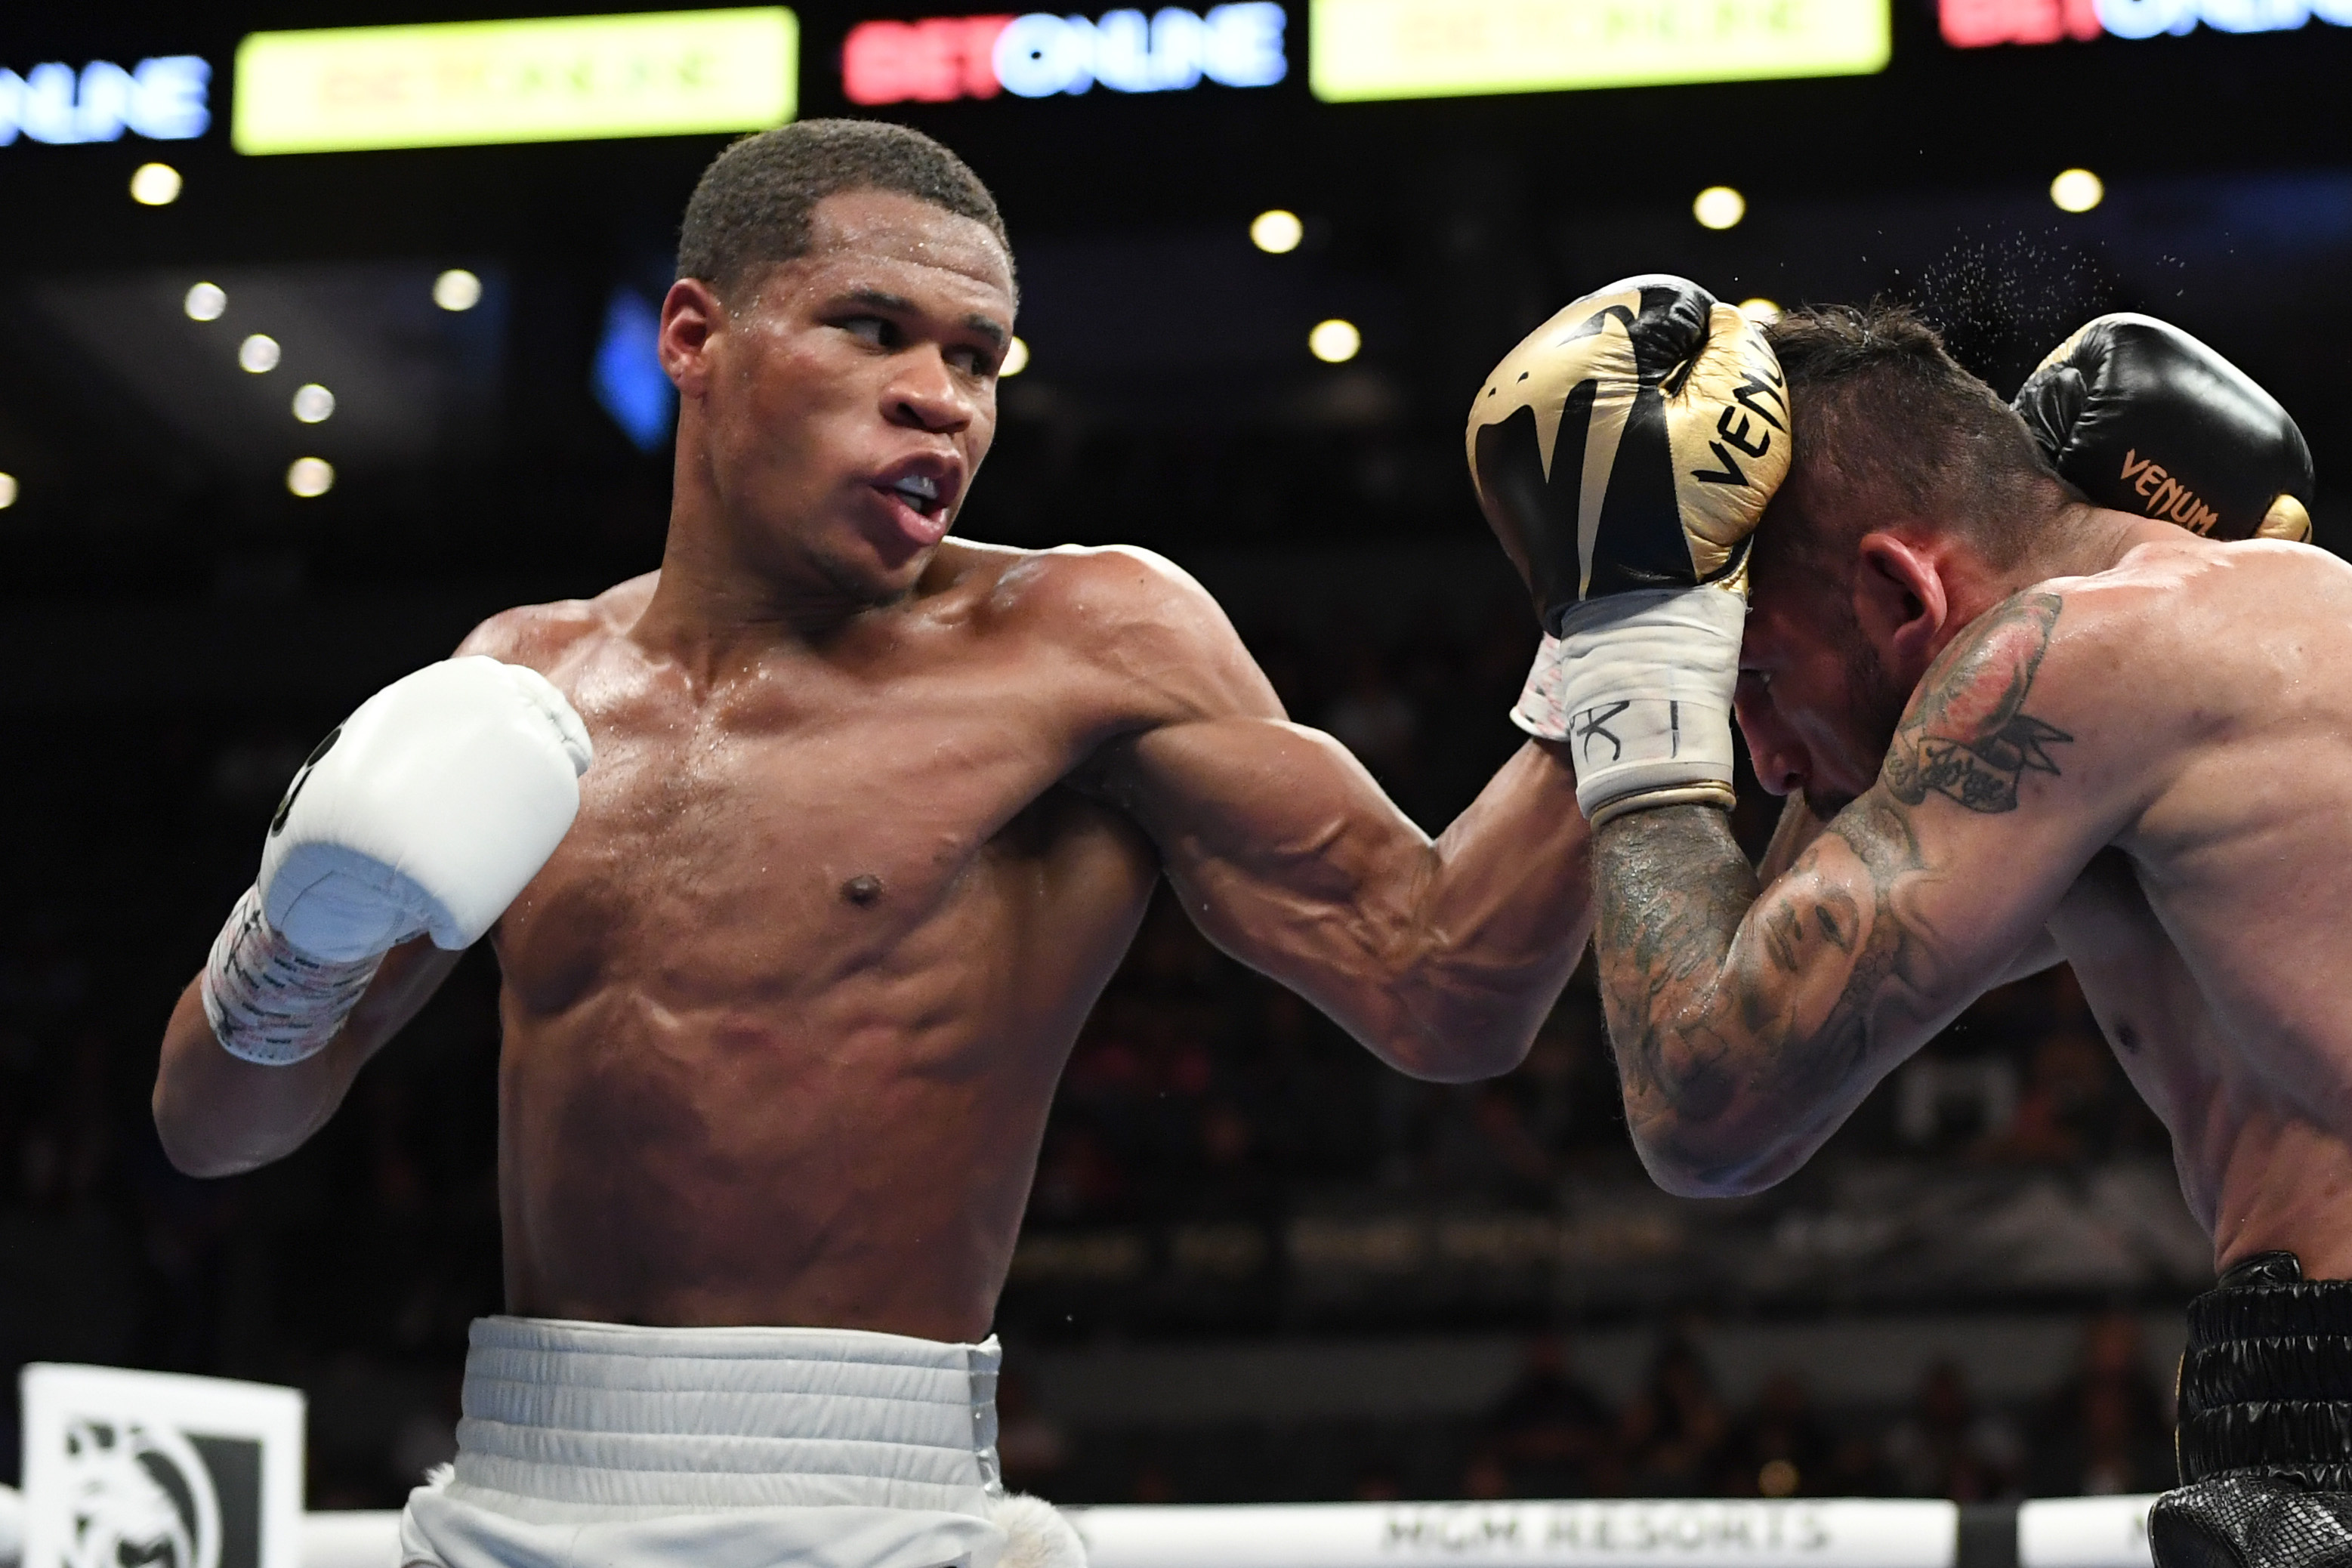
[1596,592,2125,1195]
[1119,723,1589,1080]
[1755,786,2062,982]
[1080,555,1591,1082]
[151,603,592,1178]
[153,938,462,1177]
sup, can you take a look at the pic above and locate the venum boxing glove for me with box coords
[202,657,594,1064]
[1468,276,1789,826]
[2014,313,2316,542]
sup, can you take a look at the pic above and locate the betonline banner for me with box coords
[843,5,1287,103]
[1942,0,2348,45]
[1307,0,1889,100]
[0,57,209,147]
[232,8,796,154]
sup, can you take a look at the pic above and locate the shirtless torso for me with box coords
[2039,539,2352,1274]
[150,177,1594,1338]
[1603,520,2352,1277]
[463,537,1597,1337]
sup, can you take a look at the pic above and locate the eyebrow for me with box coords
[838,288,1009,349]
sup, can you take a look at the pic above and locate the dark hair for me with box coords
[1764,301,2070,568]
[676,119,1011,301]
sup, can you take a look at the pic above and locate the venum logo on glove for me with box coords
[1469,275,1790,825]
[2014,313,2316,544]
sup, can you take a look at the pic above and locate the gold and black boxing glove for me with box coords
[1468,275,1788,826]
[2013,313,2316,542]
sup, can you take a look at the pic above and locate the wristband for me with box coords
[200,886,384,1066]
[1511,586,1744,826]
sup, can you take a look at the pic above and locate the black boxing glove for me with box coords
[2013,313,2315,542]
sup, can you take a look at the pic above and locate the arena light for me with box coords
[1739,297,1783,323]
[841,4,1287,104]
[1308,0,1888,100]
[292,384,335,423]
[2051,167,2104,212]
[231,9,798,155]
[129,162,181,205]
[239,334,281,373]
[1693,185,1746,230]
[999,336,1029,376]
[184,281,226,321]
[0,56,211,147]
[1308,319,1360,363]
[1251,208,1304,254]
[286,457,334,497]
[0,473,16,510]
[434,269,483,311]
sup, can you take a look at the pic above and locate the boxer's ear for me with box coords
[660,277,722,394]
[1852,531,1949,681]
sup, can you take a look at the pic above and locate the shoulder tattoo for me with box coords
[1881,592,2073,815]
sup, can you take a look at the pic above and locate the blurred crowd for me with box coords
[0,581,2189,1505]
[995,1312,2179,1506]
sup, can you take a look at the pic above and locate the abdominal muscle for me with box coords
[487,798,1158,1340]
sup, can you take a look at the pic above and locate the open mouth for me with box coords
[887,473,944,516]
[872,468,957,546]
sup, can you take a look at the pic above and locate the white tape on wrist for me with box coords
[201,886,384,1066]
[1511,586,1745,824]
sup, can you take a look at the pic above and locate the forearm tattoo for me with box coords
[1593,592,2073,1172]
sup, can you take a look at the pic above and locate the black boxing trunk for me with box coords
[2153,1252,2352,1568]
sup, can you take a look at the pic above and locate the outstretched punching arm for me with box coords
[1113,717,1591,1085]
[1074,550,1592,1084]
[1596,591,2128,1196]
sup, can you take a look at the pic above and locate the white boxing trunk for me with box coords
[397,1316,1084,1568]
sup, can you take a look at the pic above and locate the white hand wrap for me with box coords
[1511,586,1745,826]
[201,886,384,1066]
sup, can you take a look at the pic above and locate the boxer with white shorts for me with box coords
[150,121,1599,1568]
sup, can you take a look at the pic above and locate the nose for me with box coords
[1733,674,1808,799]
[884,348,977,435]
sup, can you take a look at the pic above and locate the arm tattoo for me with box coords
[1882,592,2072,813]
[1594,807,1753,1127]
[1593,591,2071,1179]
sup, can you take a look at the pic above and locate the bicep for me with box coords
[1107,715,1431,992]
[1739,787,2091,1068]
[1742,587,2130,1071]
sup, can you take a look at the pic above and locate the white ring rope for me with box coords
[0,1487,2162,1568]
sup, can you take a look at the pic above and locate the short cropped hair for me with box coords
[676,119,1011,302]
[1764,301,2071,569]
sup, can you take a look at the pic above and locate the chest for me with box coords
[498,670,1110,993]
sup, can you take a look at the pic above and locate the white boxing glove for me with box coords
[202,657,592,1064]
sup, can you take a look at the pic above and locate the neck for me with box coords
[633,436,904,666]
[2004,502,2173,597]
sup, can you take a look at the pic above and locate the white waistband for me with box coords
[450,1316,1005,1517]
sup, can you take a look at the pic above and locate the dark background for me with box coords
[0,0,2344,1512]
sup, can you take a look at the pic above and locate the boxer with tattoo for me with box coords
[1478,282,2334,1565]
